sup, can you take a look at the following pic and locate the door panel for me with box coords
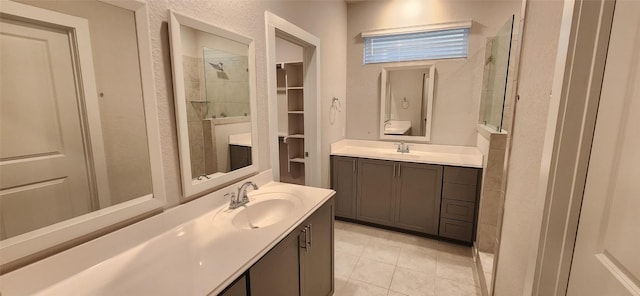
[0,17,93,239]
[567,1,640,295]
[250,227,301,296]
[356,158,395,226]
[395,163,442,234]
[301,199,334,296]
[331,156,357,219]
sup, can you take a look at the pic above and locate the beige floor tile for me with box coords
[335,228,370,257]
[435,257,476,287]
[434,277,481,296]
[362,241,402,265]
[350,257,396,289]
[335,275,349,295]
[335,251,360,278]
[389,266,436,296]
[397,248,437,275]
[388,291,409,296]
[393,232,440,253]
[437,242,472,262]
[337,279,389,296]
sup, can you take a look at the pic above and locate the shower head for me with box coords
[208,62,224,72]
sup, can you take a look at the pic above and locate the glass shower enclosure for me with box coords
[480,15,515,131]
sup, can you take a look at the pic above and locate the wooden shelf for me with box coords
[277,61,306,185]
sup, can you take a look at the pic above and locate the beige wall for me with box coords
[346,0,520,146]
[147,1,347,205]
[493,0,564,294]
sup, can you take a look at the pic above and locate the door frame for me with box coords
[265,11,321,187]
[521,0,615,294]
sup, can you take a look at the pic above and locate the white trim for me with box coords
[265,11,321,187]
[521,0,616,294]
[361,20,472,38]
[168,10,260,198]
[378,61,435,143]
[0,0,166,266]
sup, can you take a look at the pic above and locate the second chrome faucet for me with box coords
[228,181,259,209]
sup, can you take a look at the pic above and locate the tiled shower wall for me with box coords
[183,55,216,177]
[476,129,507,253]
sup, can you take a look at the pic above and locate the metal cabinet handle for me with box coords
[398,164,401,177]
[300,228,308,251]
[393,163,396,177]
[307,223,312,251]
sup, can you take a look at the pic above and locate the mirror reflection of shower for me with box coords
[208,61,229,80]
[202,47,250,119]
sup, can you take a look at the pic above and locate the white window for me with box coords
[363,21,471,64]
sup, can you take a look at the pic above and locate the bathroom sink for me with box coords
[216,192,302,230]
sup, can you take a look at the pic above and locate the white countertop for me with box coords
[0,170,335,295]
[331,139,483,168]
[228,132,252,147]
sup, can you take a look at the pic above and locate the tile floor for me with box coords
[334,221,481,296]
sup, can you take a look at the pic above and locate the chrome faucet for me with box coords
[229,181,259,209]
[396,141,410,153]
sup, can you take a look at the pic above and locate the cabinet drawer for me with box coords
[441,199,475,222]
[442,183,477,202]
[443,166,478,186]
[439,218,473,242]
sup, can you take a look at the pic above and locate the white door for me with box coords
[567,1,640,295]
[0,17,94,239]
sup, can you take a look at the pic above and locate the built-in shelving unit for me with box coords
[276,62,305,185]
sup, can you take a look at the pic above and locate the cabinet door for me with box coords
[218,274,247,296]
[357,158,395,226]
[250,227,301,296]
[301,198,334,296]
[229,145,251,171]
[394,162,442,235]
[331,156,357,219]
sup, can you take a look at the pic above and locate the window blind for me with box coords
[363,27,470,64]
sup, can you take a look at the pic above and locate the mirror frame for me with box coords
[0,0,166,267]
[168,10,259,198]
[379,62,436,143]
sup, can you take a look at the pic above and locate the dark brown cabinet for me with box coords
[218,275,247,296]
[356,158,396,226]
[300,199,334,296]
[331,155,480,243]
[331,156,357,219]
[394,162,442,235]
[249,198,334,296]
[439,166,480,242]
[229,145,251,171]
[350,157,442,235]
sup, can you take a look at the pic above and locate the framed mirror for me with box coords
[0,0,165,267]
[168,11,259,197]
[379,62,436,142]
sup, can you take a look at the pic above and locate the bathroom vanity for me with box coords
[0,172,336,296]
[331,140,482,244]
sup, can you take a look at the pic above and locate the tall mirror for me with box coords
[0,0,164,267]
[169,11,258,197]
[379,62,435,142]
